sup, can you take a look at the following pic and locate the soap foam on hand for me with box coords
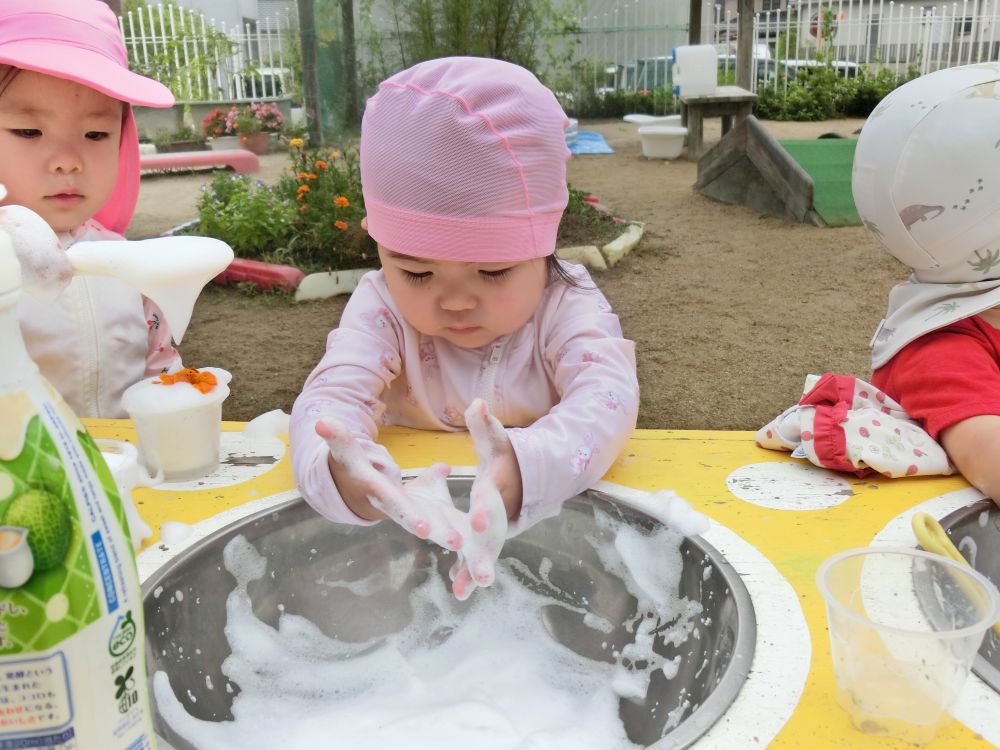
[0,200,72,302]
[155,514,703,750]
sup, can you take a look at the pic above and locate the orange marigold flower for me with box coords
[289,137,305,148]
[154,367,218,394]
[299,204,309,212]
[297,184,310,194]
[315,160,328,170]
[329,149,341,158]
[333,195,350,208]
[297,172,310,181]
[334,220,348,230]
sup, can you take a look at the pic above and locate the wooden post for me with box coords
[689,0,702,44]
[736,0,755,90]
[297,0,323,145]
[341,0,360,129]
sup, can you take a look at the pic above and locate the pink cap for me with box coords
[361,56,570,262]
[0,0,175,233]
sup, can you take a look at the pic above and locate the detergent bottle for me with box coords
[0,229,156,746]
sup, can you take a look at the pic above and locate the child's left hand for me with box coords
[449,399,517,601]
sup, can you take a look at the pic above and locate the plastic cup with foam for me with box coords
[121,368,231,481]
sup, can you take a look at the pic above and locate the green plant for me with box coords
[280,143,372,270]
[835,66,919,117]
[197,174,297,259]
[233,107,262,135]
[196,142,372,272]
[152,125,205,149]
[358,0,580,93]
[754,63,920,121]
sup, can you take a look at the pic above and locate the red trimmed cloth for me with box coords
[757,373,954,479]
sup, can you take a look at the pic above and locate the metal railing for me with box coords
[713,0,1000,91]
[550,0,998,99]
[118,4,296,102]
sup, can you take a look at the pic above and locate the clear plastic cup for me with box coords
[121,368,231,482]
[817,547,1000,745]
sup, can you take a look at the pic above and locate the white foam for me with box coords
[159,522,193,546]
[157,518,702,749]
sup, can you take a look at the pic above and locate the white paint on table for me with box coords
[726,462,854,510]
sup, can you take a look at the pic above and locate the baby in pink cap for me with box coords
[0,0,180,417]
[290,56,639,599]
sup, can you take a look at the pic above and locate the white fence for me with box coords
[713,0,1000,91]
[558,0,1000,97]
[118,4,296,102]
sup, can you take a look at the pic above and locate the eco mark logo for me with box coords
[109,610,137,657]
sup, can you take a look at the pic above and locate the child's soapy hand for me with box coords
[449,399,515,601]
[316,417,464,551]
[0,197,72,302]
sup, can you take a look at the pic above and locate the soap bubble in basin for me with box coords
[143,478,755,749]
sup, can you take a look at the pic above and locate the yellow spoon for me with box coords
[912,512,1000,638]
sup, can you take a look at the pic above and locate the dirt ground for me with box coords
[129,117,907,429]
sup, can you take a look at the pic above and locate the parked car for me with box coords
[718,54,859,85]
[233,67,289,98]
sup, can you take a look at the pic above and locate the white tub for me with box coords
[638,125,688,159]
[623,113,682,126]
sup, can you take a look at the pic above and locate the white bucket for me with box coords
[672,44,717,97]
[638,125,688,159]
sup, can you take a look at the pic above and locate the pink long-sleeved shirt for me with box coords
[290,264,639,535]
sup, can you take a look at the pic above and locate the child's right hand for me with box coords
[0,198,72,302]
[315,417,465,551]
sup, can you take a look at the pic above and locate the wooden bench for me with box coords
[139,149,260,174]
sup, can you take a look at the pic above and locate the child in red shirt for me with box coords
[856,63,1000,502]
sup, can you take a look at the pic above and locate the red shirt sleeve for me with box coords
[871,316,1000,439]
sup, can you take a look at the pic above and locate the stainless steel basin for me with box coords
[938,499,1000,693]
[143,479,755,748]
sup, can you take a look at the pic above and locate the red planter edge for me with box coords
[213,257,305,293]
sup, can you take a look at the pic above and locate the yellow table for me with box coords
[85,420,999,749]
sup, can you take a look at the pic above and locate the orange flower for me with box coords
[299,204,309,212]
[297,184,310,198]
[296,171,310,180]
[315,160,328,170]
[289,137,304,148]
[329,149,341,158]
[333,195,350,208]
[334,220,348,230]
[155,367,218,394]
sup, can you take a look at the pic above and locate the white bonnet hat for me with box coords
[852,63,1000,367]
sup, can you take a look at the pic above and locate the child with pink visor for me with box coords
[290,56,640,599]
[0,0,180,417]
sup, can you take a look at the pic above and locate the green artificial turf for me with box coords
[778,138,861,227]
